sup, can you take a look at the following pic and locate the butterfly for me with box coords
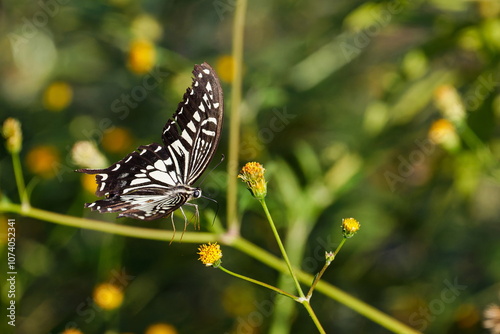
[77,62,223,237]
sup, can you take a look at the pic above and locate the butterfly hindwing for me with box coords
[77,62,223,221]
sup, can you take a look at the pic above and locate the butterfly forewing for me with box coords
[162,63,224,184]
[77,63,223,221]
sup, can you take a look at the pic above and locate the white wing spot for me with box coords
[154,160,167,172]
[213,102,220,108]
[125,156,133,163]
[154,146,162,152]
[187,121,196,132]
[193,111,201,121]
[130,178,149,186]
[99,182,106,192]
[99,174,108,180]
[202,129,216,136]
[111,164,121,171]
[203,69,210,74]
[198,103,205,112]
[182,130,193,145]
[206,81,212,92]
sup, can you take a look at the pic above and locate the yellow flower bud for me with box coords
[238,162,267,200]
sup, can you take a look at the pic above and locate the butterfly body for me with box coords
[78,63,223,223]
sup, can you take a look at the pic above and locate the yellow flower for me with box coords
[145,323,178,334]
[93,283,124,310]
[43,81,73,111]
[102,127,133,154]
[25,145,60,178]
[342,218,360,238]
[433,85,465,125]
[216,55,235,83]
[2,118,22,153]
[62,329,84,334]
[128,39,156,74]
[82,173,98,194]
[197,242,222,267]
[428,118,460,151]
[238,162,267,200]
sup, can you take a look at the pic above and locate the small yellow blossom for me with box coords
[145,323,178,334]
[82,173,98,194]
[128,39,156,74]
[342,218,360,238]
[238,162,267,200]
[25,145,60,178]
[93,283,124,310]
[2,118,22,153]
[43,81,73,111]
[102,127,133,153]
[428,118,460,152]
[62,329,84,334]
[197,242,222,267]
[434,85,465,125]
[216,55,235,83]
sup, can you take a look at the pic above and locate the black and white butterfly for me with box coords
[77,62,223,232]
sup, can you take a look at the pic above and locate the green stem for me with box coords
[259,198,305,299]
[11,152,28,208]
[218,265,297,300]
[226,0,247,233]
[0,201,217,243]
[302,300,326,334]
[231,238,421,334]
[0,203,421,334]
[306,238,347,299]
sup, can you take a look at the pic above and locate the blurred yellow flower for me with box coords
[93,283,124,310]
[238,162,267,200]
[216,55,235,83]
[25,145,60,178]
[43,81,73,111]
[82,173,98,194]
[197,242,222,267]
[62,329,84,334]
[145,323,178,334]
[433,85,465,125]
[428,119,460,151]
[341,217,360,238]
[128,39,156,74]
[102,127,133,153]
[2,118,22,153]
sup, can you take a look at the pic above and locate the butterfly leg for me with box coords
[169,212,176,245]
[185,203,200,230]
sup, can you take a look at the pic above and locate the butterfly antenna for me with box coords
[198,154,225,186]
[201,195,219,226]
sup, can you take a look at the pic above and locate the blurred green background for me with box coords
[1,0,500,333]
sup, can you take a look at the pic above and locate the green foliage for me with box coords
[1,0,500,333]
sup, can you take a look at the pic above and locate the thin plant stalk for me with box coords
[258,198,305,299]
[226,0,247,233]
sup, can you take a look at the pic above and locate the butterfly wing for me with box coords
[78,143,192,220]
[77,63,223,220]
[161,62,224,185]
